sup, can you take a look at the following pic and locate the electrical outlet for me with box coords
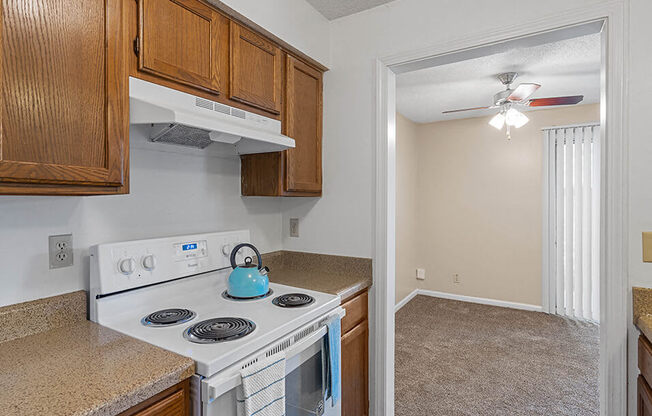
[644,232,652,262]
[453,273,461,284]
[49,234,73,269]
[416,268,425,280]
[289,218,299,238]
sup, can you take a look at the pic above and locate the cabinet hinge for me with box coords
[133,36,140,56]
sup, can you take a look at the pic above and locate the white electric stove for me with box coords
[89,230,343,416]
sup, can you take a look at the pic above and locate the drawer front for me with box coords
[134,389,185,416]
[640,336,652,388]
[342,291,368,335]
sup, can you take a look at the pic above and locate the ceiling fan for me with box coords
[442,72,584,139]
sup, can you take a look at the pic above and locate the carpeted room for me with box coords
[394,32,601,415]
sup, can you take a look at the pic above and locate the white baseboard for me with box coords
[394,289,543,313]
[394,289,419,312]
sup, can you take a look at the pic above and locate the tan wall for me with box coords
[395,113,420,303]
[395,104,600,306]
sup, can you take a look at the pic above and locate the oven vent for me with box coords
[294,325,317,343]
[266,339,292,358]
[242,357,259,369]
[239,321,320,370]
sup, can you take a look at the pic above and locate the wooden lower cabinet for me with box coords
[119,379,190,416]
[640,376,652,416]
[341,290,369,416]
[640,336,652,416]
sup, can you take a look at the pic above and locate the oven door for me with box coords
[198,309,344,416]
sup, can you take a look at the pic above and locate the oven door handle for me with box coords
[205,308,345,402]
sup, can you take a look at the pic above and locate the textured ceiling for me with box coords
[396,34,601,124]
[305,0,395,20]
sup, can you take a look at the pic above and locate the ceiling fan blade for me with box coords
[527,95,584,107]
[507,83,541,102]
[442,106,491,114]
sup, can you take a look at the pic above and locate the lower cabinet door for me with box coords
[640,375,652,416]
[341,319,369,416]
[119,379,190,416]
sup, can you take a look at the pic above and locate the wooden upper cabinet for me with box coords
[230,23,282,114]
[240,54,324,197]
[138,0,225,94]
[0,0,128,194]
[284,56,323,193]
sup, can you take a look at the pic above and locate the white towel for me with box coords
[236,353,286,416]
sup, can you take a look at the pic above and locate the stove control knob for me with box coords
[141,254,157,271]
[118,258,136,275]
[221,244,233,256]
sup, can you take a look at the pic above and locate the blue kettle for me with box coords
[227,243,270,299]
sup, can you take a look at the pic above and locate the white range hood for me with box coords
[129,77,294,154]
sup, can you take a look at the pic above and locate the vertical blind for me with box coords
[544,124,600,321]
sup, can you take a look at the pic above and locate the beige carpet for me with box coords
[395,295,599,416]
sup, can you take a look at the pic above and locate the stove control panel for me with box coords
[173,240,207,262]
[90,230,251,297]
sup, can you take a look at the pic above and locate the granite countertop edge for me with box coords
[0,319,195,416]
[637,314,652,344]
[88,356,196,416]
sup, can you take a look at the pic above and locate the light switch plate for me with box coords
[643,232,652,262]
[416,268,425,280]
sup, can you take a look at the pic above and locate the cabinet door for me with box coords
[119,379,190,416]
[639,376,652,416]
[341,320,369,416]
[138,0,224,94]
[0,0,128,191]
[230,23,282,114]
[284,56,322,194]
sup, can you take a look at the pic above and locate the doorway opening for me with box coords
[372,7,627,415]
[393,26,602,415]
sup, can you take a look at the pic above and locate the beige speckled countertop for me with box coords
[0,292,195,416]
[634,287,652,342]
[263,251,373,301]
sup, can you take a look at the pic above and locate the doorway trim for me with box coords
[373,3,627,415]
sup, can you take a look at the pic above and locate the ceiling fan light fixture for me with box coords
[505,108,529,128]
[489,113,505,130]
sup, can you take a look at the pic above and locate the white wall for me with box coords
[215,0,331,67]
[0,0,331,308]
[282,0,615,260]
[295,0,645,413]
[627,0,652,413]
[0,127,284,307]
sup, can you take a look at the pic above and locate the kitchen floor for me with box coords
[395,295,599,416]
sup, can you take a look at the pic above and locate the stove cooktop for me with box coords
[141,308,197,327]
[272,293,316,308]
[94,269,340,377]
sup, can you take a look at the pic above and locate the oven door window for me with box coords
[286,344,326,416]
[202,335,334,416]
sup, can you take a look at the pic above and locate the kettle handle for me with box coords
[230,243,262,270]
